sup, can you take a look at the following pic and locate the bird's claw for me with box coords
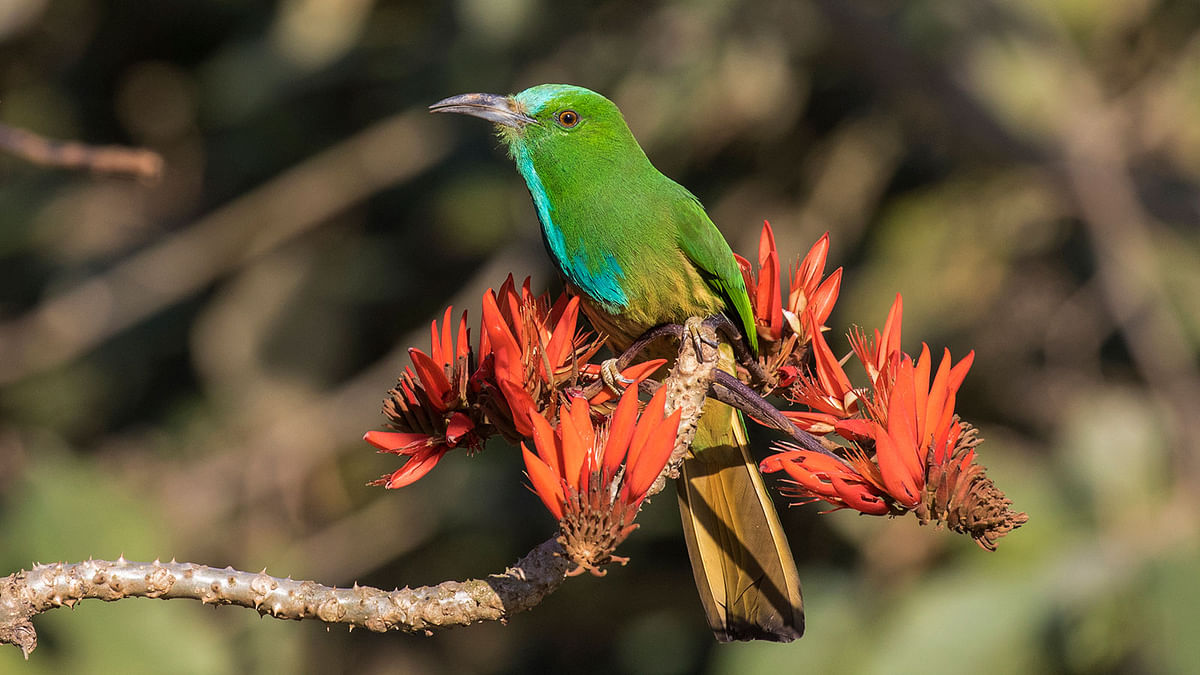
[684,318,719,360]
[600,358,634,394]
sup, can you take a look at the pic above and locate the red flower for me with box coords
[481,277,605,436]
[737,221,785,342]
[522,386,682,574]
[762,341,975,513]
[783,293,907,439]
[760,448,891,515]
[782,311,862,436]
[366,275,660,489]
[366,307,482,488]
[735,222,844,393]
[760,289,1023,551]
[788,230,842,335]
[848,294,904,424]
[736,222,843,345]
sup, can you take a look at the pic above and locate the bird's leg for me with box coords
[709,370,842,460]
[617,323,685,368]
[599,359,635,392]
[701,314,774,388]
[638,377,662,397]
[582,323,684,399]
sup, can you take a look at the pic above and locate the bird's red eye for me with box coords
[557,110,579,128]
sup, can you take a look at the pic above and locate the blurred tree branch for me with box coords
[815,0,1200,481]
[0,109,450,386]
[0,122,163,181]
[1052,49,1200,480]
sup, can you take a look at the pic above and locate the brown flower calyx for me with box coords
[554,477,638,577]
[914,423,1029,551]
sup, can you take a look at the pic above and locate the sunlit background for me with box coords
[2,1,1199,673]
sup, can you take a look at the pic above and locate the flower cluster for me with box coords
[522,386,681,575]
[757,292,1026,549]
[364,275,662,489]
[363,304,481,488]
[365,224,1024,555]
[735,221,842,390]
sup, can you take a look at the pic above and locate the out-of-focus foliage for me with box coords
[1,0,1198,673]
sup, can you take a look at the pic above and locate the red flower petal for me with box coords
[807,313,855,406]
[876,294,903,378]
[570,397,595,473]
[455,310,471,362]
[409,349,453,412]
[932,349,974,463]
[479,320,492,357]
[399,378,419,406]
[829,474,890,515]
[756,221,783,340]
[757,220,777,270]
[763,450,851,501]
[792,232,830,306]
[547,290,571,324]
[498,379,538,437]
[832,418,876,442]
[363,430,429,454]
[382,445,447,488]
[445,411,474,445]
[481,290,522,386]
[528,398,560,476]
[522,444,564,520]
[558,397,592,491]
[544,296,582,378]
[913,343,934,448]
[626,385,667,471]
[428,307,445,369]
[602,385,641,481]
[948,350,975,392]
[758,449,800,474]
[440,306,455,368]
[886,357,924,483]
[495,275,520,331]
[872,421,921,507]
[781,410,840,436]
[806,267,842,329]
[623,407,681,506]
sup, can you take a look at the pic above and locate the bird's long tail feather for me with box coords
[676,399,805,642]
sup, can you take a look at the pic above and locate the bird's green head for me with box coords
[429,84,643,162]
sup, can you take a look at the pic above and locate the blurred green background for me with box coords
[2,0,1198,673]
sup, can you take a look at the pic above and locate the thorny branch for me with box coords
[0,551,570,660]
[0,122,163,181]
[0,308,1023,655]
[0,320,723,658]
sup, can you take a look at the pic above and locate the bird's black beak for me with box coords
[429,93,537,129]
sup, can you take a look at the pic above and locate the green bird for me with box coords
[430,84,804,642]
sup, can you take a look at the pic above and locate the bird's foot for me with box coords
[600,357,634,395]
[684,317,720,361]
[702,314,773,388]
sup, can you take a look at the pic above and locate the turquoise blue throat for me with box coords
[513,144,628,310]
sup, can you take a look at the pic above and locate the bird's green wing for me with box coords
[673,192,759,354]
